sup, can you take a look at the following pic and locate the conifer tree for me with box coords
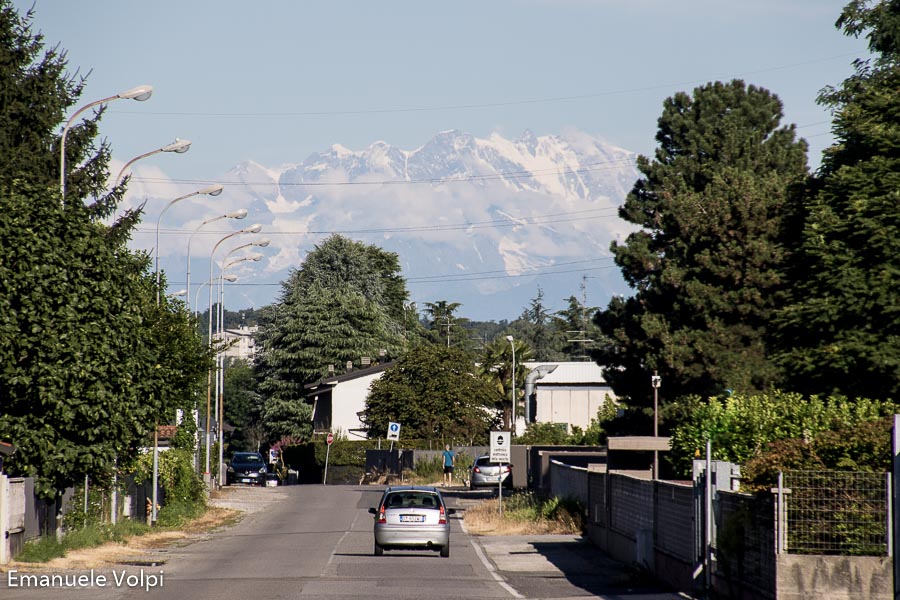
[592,80,808,411]
[774,0,900,399]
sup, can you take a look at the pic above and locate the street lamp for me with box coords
[114,138,191,188]
[166,289,187,298]
[204,225,262,483]
[60,85,153,204]
[506,335,516,435]
[186,209,248,311]
[216,252,264,486]
[651,371,661,479]
[195,274,237,320]
[155,184,225,305]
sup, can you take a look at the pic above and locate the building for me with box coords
[304,363,395,439]
[523,361,615,432]
[221,325,258,362]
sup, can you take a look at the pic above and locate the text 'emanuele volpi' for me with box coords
[7,569,164,591]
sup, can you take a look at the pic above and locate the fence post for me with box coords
[0,473,9,565]
[892,414,900,598]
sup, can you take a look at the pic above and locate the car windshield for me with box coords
[384,492,439,509]
[233,453,264,465]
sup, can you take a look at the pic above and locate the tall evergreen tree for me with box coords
[0,2,210,497]
[774,0,900,399]
[592,80,808,411]
[253,236,409,437]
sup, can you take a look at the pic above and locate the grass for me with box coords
[464,491,585,535]
[14,519,151,563]
[11,505,240,566]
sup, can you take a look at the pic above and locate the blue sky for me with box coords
[22,0,867,178]
[16,1,872,318]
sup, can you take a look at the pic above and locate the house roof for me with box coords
[305,361,396,391]
[522,361,607,385]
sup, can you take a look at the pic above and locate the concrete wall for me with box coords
[776,555,893,600]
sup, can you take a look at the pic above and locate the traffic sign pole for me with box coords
[323,432,335,485]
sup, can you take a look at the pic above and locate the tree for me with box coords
[223,358,265,452]
[773,0,900,399]
[423,300,472,349]
[591,79,808,413]
[553,294,604,361]
[363,344,499,443]
[477,337,534,431]
[0,3,211,497]
[506,287,565,361]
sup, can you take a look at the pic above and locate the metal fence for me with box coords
[782,470,889,556]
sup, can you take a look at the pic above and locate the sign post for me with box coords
[323,432,335,485]
[387,421,401,452]
[490,431,510,516]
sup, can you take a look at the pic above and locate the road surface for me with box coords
[2,485,685,599]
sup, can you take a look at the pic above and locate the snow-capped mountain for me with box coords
[155,129,639,320]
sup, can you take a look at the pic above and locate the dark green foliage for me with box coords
[592,79,808,411]
[223,358,265,452]
[363,344,499,442]
[477,336,533,431]
[0,2,211,498]
[774,2,900,399]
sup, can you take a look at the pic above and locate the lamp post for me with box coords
[186,209,248,311]
[204,225,262,484]
[114,138,191,188]
[60,85,153,204]
[506,335,516,435]
[651,371,661,479]
[155,184,224,305]
[216,252,263,485]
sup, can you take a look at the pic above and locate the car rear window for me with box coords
[475,457,505,467]
[384,492,440,509]
[234,453,264,464]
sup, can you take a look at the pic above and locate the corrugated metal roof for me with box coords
[522,361,606,385]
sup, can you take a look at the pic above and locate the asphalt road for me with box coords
[2,485,685,600]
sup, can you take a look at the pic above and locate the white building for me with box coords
[304,363,394,440]
[221,326,258,362]
[522,361,615,432]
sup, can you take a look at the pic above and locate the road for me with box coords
[2,485,685,600]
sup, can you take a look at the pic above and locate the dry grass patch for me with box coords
[4,505,240,571]
[463,493,584,536]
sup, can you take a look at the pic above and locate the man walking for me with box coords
[442,444,456,487]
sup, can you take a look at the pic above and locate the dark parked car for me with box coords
[469,455,512,489]
[227,452,268,486]
[368,486,455,557]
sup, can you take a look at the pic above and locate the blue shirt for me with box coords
[442,450,455,467]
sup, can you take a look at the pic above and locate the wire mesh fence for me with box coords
[783,470,889,556]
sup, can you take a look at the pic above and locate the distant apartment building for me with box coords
[221,325,258,362]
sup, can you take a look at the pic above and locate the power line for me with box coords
[110,53,859,119]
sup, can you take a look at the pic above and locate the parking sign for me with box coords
[387,421,401,441]
[490,431,510,463]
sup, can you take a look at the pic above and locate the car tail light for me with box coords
[504,465,511,472]
[473,466,481,473]
[439,504,447,525]
[378,505,386,524]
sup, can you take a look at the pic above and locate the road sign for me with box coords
[326,432,334,445]
[387,422,401,441]
[490,430,510,463]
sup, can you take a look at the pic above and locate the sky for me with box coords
[16,0,872,319]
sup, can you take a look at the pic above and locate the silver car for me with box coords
[368,486,455,557]
[469,455,512,489]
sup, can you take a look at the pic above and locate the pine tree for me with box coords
[592,79,808,411]
[774,0,900,399]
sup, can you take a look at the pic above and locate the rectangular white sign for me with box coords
[489,430,511,463]
[387,421,401,441]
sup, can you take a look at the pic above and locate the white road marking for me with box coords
[460,516,523,598]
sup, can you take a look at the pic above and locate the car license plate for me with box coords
[400,515,425,523]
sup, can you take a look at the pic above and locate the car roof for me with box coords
[384,485,440,493]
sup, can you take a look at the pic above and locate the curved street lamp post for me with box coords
[204,225,262,484]
[59,85,153,204]
[186,209,248,311]
[155,184,224,305]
